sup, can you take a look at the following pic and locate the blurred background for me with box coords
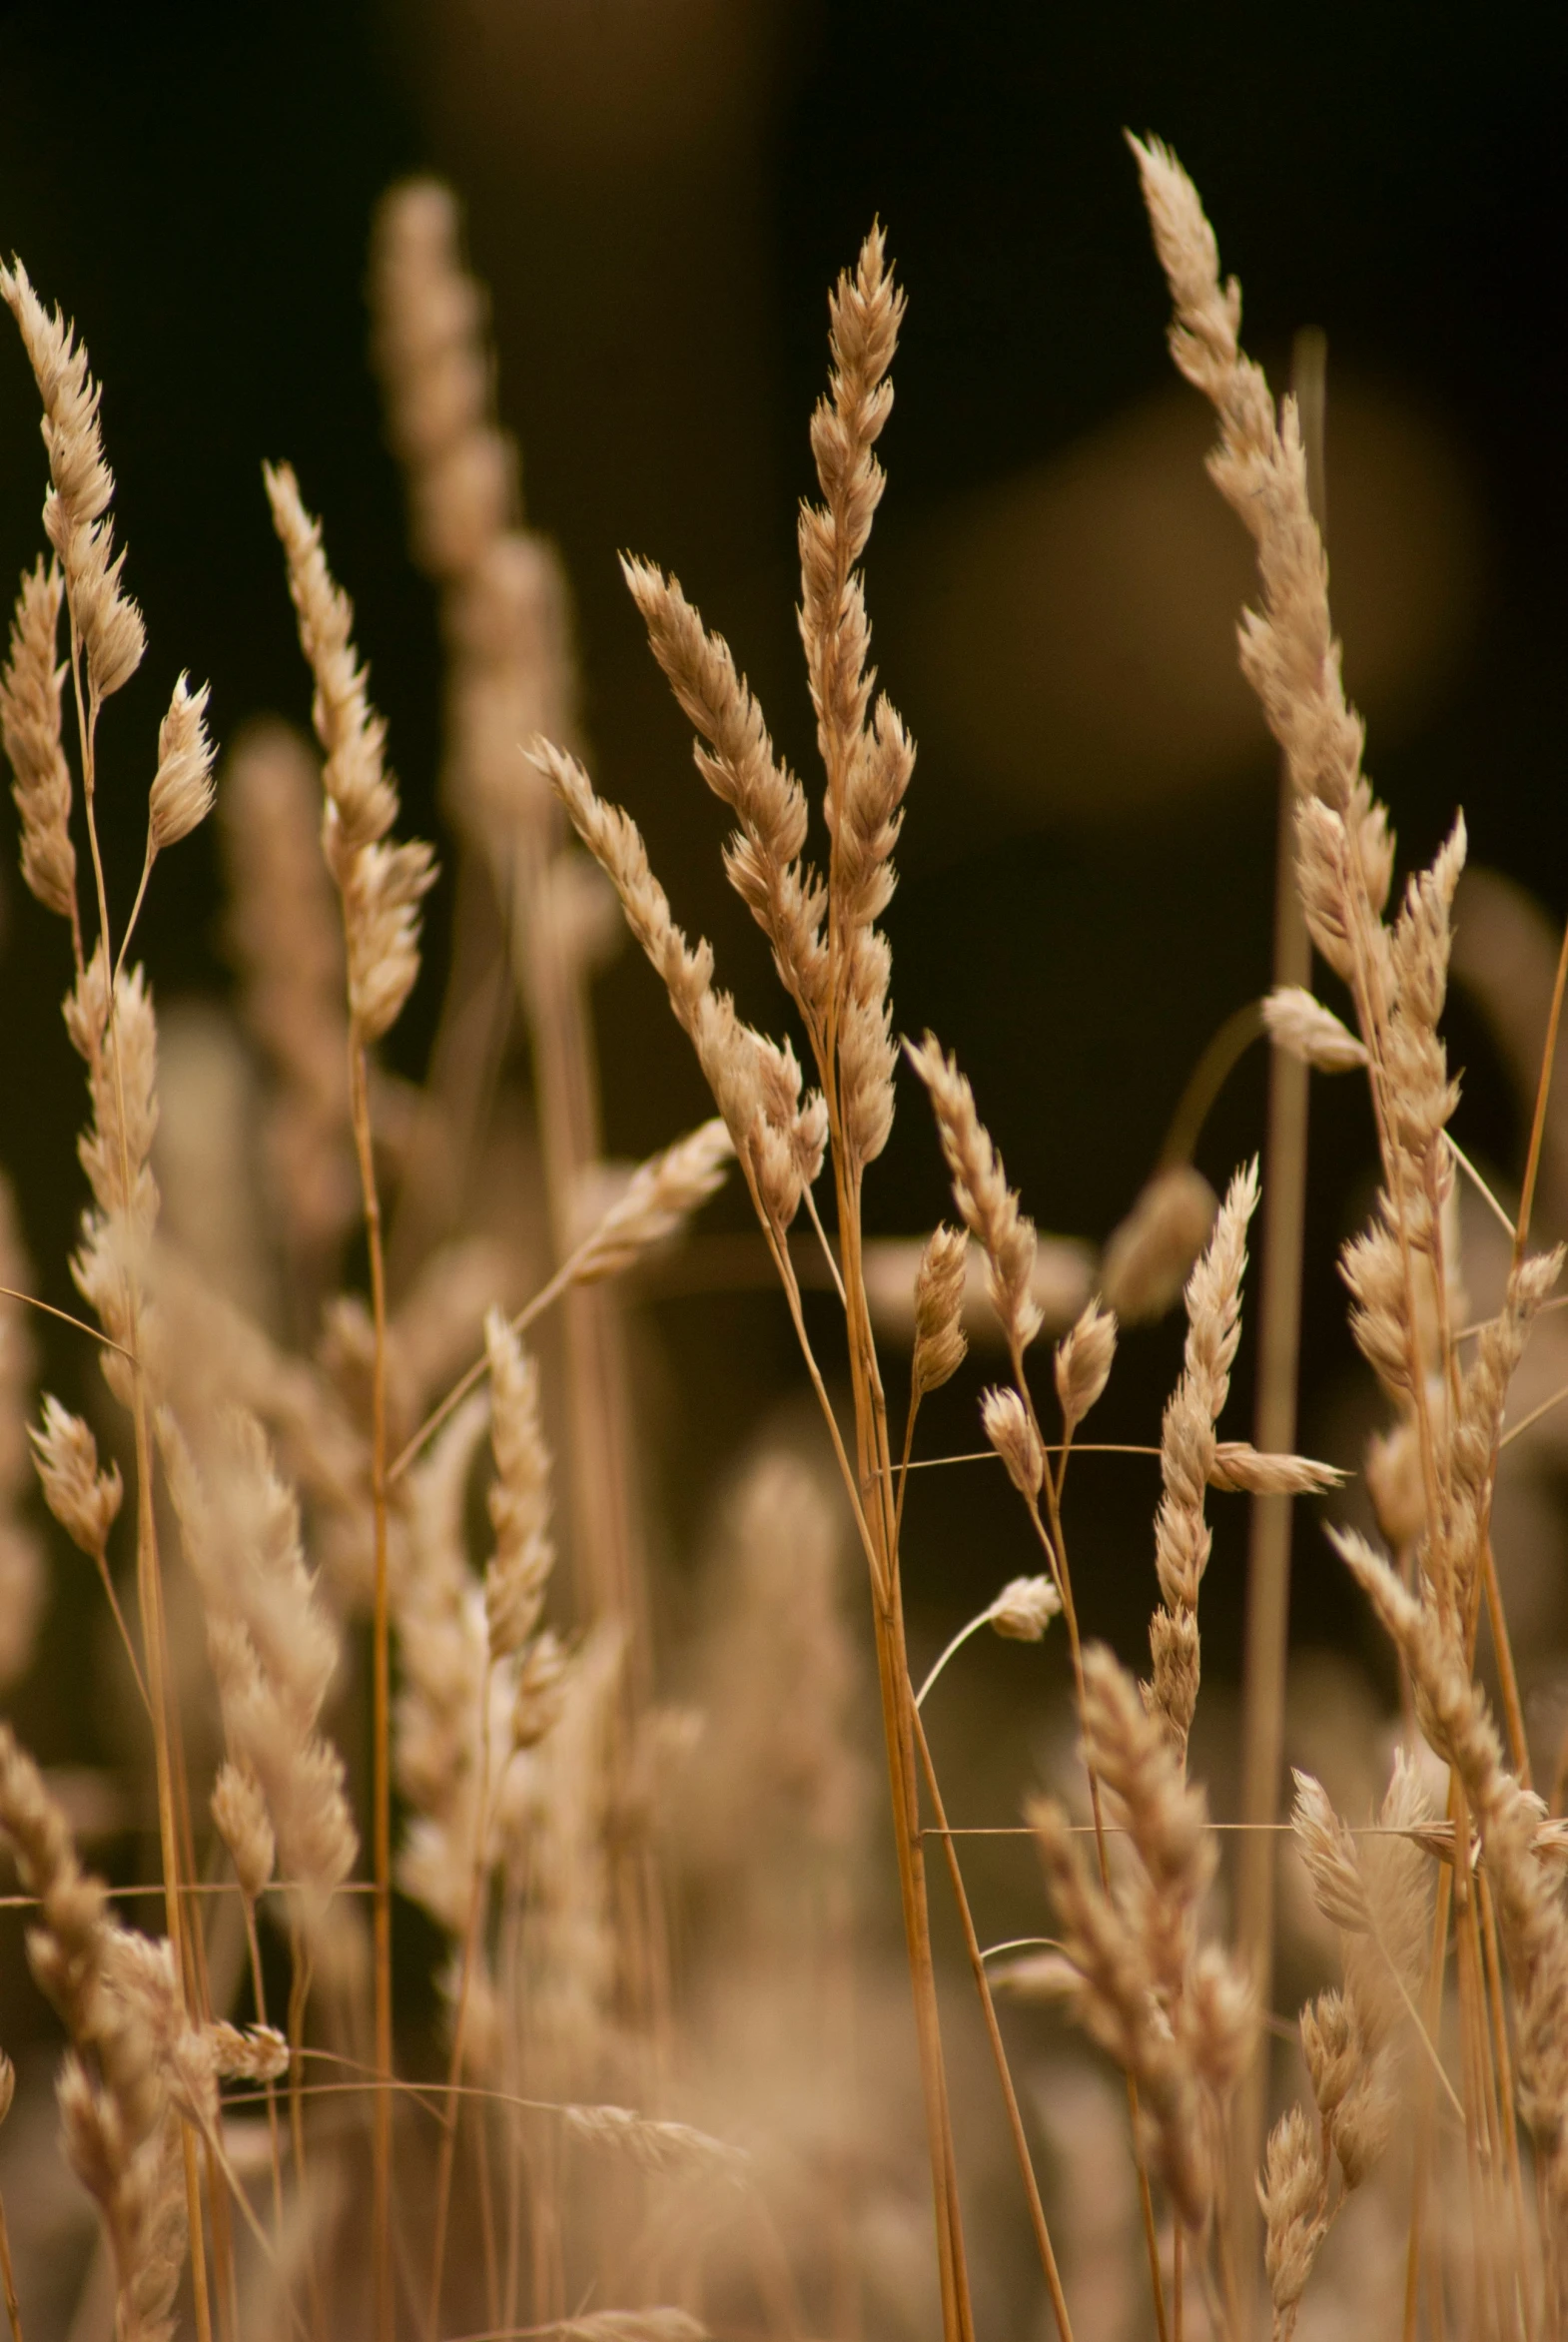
[0,3,1564,2318]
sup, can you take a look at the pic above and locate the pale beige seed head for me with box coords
[219,717,357,1270]
[211,1759,276,1903]
[1364,1416,1427,1548]
[572,1118,733,1284]
[1263,984,1368,1072]
[262,458,396,854]
[905,1034,1043,1353]
[483,1306,555,1661]
[147,671,217,853]
[981,1385,1044,1499]
[31,1394,123,1558]
[1187,1940,1256,2097]
[560,2316,709,2342]
[562,2099,746,2181]
[1258,2103,1324,2312]
[1300,1987,1357,2116]
[1291,1770,1370,1935]
[1100,1164,1217,1324]
[913,1222,969,1394]
[0,258,146,704]
[340,832,437,1041]
[0,2051,12,2125]
[988,1574,1061,1641]
[511,1626,570,1750]
[208,2019,289,2084]
[0,556,76,922]
[1207,1440,1343,1496]
[1054,1296,1117,1431]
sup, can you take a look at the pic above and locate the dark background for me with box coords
[0,0,1562,1754]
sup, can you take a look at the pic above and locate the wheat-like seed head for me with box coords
[1291,1771,1371,1936]
[562,2100,746,2181]
[1258,2103,1325,2316]
[1054,1296,1117,1433]
[30,1394,122,1559]
[570,1120,734,1285]
[1262,985,1368,1072]
[538,738,824,1230]
[0,259,145,704]
[210,1759,275,1904]
[483,1307,555,1660]
[146,672,216,855]
[904,1034,1042,1355]
[912,1222,969,1395]
[0,1728,186,2333]
[980,1385,1044,1498]
[264,459,436,1043]
[1207,1441,1342,1497]
[987,1575,1061,1641]
[161,1407,358,1944]
[370,180,516,581]
[622,556,827,1024]
[0,555,76,922]
[1148,1159,1258,1746]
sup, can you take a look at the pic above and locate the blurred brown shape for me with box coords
[1452,866,1568,1237]
[1100,1163,1217,1323]
[901,382,1482,816]
[399,0,792,177]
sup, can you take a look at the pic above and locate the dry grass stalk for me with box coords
[0,126,1552,2342]
[1262,985,1368,1074]
[0,554,78,945]
[266,454,435,2342]
[1258,1756,1440,2338]
[1149,1161,1258,1755]
[159,1407,358,1952]
[0,2053,19,2342]
[0,257,226,2342]
[545,228,990,2342]
[371,185,672,2079]
[0,1184,44,1695]
[1136,133,1562,2333]
[0,1725,187,2341]
[1030,1648,1255,2247]
[219,720,358,1302]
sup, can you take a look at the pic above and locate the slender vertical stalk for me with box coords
[911,1709,1075,2341]
[426,1667,495,2338]
[1231,327,1327,2296]
[1513,910,1568,1268]
[0,2189,20,2342]
[1478,1871,1537,2341]
[242,1898,289,2250]
[75,645,215,2342]
[508,854,669,2058]
[1029,1418,1171,2342]
[1403,1865,1453,2342]
[348,1036,394,2342]
[288,1938,328,2342]
[750,1161,972,2342]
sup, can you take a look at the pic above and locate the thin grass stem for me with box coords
[911,1704,1075,2341]
[347,1033,395,2342]
[1447,1136,1519,1241]
[0,2189,22,2342]
[1514,910,1568,1267]
[426,1662,497,2339]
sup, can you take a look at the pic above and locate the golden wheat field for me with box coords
[0,7,1562,2340]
